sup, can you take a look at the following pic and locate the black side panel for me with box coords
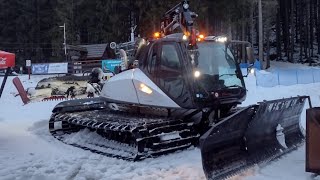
[52,97,108,113]
[200,96,309,180]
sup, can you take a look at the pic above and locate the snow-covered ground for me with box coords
[1,61,320,180]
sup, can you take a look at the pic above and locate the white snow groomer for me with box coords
[49,1,311,179]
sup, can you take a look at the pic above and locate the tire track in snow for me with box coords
[65,162,83,180]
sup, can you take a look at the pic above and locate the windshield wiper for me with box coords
[219,73,237,78]
[218,84,244,91]
[227,85,242,88]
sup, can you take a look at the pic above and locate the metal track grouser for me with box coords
[49,97,200,160]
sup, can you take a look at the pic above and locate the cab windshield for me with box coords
[192,42,243,90]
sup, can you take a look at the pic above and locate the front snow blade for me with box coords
[200,96,310,180]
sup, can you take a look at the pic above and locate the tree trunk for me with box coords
[299,0,304,62]
[295,0,299,43]
[317,0,320,54]
[266,28,271,69]
[242,21,246,63]
[276,6,282,61]
[250,1,255,44]
[307,0,311,65]
[310,0,314,57]
[290,0,295,63]
[258,0,263,69]
[284,0,290,58]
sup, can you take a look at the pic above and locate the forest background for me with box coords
[0,0,318,69]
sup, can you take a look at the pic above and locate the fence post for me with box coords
[277,70,280,86]
[312,69,315,83]
[296,69,298,84]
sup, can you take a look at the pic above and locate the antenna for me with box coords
[131,25,137,42]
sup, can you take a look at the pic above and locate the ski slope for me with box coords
[1,61,320,180]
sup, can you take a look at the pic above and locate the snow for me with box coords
[159,132,181,141]
[1,61,320,180]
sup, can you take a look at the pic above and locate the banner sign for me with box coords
[102,59,122,73]
[31,63,68,74]
[48,63,68,74]
[31,64,48,74]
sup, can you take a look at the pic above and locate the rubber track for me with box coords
[51,130,140,161]
[49,108,200,161]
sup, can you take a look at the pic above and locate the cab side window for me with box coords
[147,43,158,75]
[159,44,182,77]
[143,42,193,108]
[158,43,184,99]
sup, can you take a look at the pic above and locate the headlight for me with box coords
[182,35,188,41]
[250,68,255,74]
[216,37,227,42]
[194,71,201,78]
[139,83,153,94]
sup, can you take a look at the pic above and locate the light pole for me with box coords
[59,23,67,61]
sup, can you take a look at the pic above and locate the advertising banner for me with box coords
[102,59,122,73]
[31,64,49,74]
[31,63,68,74]
[48,63,68,74]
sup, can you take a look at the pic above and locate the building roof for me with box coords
[79,44,108,59]
[66,45,87,52]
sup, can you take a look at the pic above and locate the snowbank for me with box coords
[1,63,320,180]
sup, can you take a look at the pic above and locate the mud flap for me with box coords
[200,96,310,180]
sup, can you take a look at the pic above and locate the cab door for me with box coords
[140,40,194,108]
[156,42,193,108]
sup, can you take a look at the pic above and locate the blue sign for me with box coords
[31,63,68,74]
[102,59,122,73]
[32,64,49,74]
[239,59,261,70]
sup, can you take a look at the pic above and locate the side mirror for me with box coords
[242,47,255,77]
[246,47,255,64]
[114,66,121,74]
[133,60,139,67]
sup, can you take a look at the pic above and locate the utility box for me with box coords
[0,50,15,69]
[0,51,15,99]
[306,107,320,174]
